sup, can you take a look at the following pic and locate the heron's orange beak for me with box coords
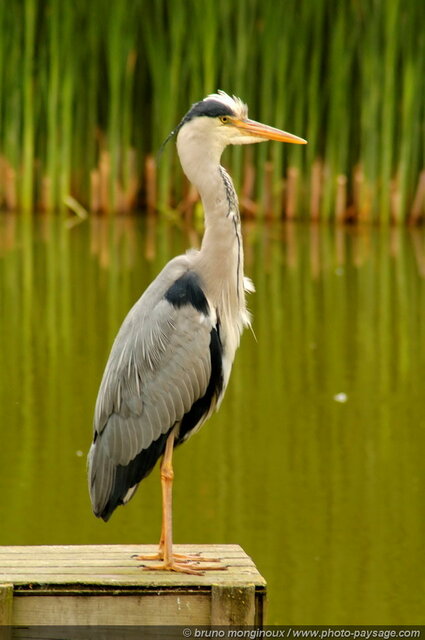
[232,117,307,144]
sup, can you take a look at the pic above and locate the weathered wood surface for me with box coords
[211,584,256,625]
[0,544,265,587]
[0,544,266,626]
[0,584,13,625]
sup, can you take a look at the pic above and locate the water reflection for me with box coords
[0,214,424,624]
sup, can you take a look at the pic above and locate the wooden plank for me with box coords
[211,584,256,624]
[2,568,262,588]
[13,593,210,626]
[0,556,253,573]
[0,556,254,568]
[0,544,243,555]
[0,548,250,560]
[0,583,13,625]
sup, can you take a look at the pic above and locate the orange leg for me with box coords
[134,431,226,575]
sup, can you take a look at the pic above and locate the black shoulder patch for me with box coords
[165,271,209,315]
[185,99,235,121]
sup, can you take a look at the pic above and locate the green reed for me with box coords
[21,0,36,215]
[0,0,424,223]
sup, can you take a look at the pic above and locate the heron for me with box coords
[88,91,307,574]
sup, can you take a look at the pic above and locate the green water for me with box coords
[1,214,425,624]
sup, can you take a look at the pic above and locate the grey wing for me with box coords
[88,293,220,521]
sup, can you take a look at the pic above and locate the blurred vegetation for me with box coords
[0,0,424,222]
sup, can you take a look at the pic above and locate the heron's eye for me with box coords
[219,116,230,124]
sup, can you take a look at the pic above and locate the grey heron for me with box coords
[88,91,307,574]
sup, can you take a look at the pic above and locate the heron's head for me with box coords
[175,91,307,158]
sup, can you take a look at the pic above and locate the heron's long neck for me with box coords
[180,148,244,310]
[200,164,242,262]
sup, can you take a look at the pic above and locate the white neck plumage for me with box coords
[176,120,251,358]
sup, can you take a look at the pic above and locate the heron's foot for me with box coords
[138,558,228,576]
[132,550,222,563]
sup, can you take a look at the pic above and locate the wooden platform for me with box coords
[0,544,266,627]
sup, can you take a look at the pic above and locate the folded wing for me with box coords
[88,268,223,521]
